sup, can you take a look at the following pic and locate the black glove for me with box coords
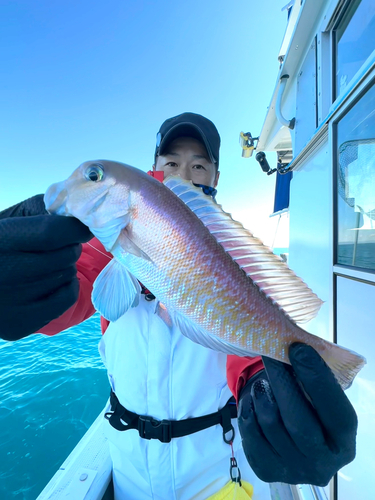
[0,195,92,341]
[238,342,357,486]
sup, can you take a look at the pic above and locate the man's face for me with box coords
[154,137,219,188]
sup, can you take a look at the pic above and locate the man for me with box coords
[0,113,357,499]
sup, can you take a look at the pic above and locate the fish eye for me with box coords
[85,164,104,182]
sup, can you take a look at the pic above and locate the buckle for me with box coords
[230,457,242,485]
[138,416,172,443]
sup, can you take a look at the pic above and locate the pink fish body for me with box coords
[44,160,366,389]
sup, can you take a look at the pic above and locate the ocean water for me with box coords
[338,242,375,270]
[0,313,109,500]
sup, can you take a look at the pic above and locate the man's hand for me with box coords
[238,343,357,486]
[0,195,92,341]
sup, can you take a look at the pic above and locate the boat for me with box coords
[36,405,114,500]
[37,0,375,498]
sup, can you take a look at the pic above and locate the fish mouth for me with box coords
[44,181,69,215]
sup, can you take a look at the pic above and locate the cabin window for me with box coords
[336,82,375,271]
[334,0,375,99]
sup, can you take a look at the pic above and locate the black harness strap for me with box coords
[105,390,237,444]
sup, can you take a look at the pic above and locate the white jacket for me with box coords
[99,295,272,500]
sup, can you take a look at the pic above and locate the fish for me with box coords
[44,160,366,389]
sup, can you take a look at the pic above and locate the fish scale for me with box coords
[44,160,366,390]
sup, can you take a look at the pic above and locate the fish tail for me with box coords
[319,341,366,390]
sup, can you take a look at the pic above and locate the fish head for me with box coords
[44,160,134,251]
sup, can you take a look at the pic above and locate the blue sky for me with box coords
[1,0,288,246]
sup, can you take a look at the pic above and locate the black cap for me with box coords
[154,112,220,167]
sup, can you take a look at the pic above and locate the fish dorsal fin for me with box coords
[164,176,323,324]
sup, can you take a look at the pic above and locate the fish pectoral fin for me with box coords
[119,230,152,262]
[173,311,253,357]
[92,258,141,322]
[91,214,131,252]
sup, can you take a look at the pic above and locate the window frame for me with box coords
[330,0,375,103]
[332,74,375,283]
